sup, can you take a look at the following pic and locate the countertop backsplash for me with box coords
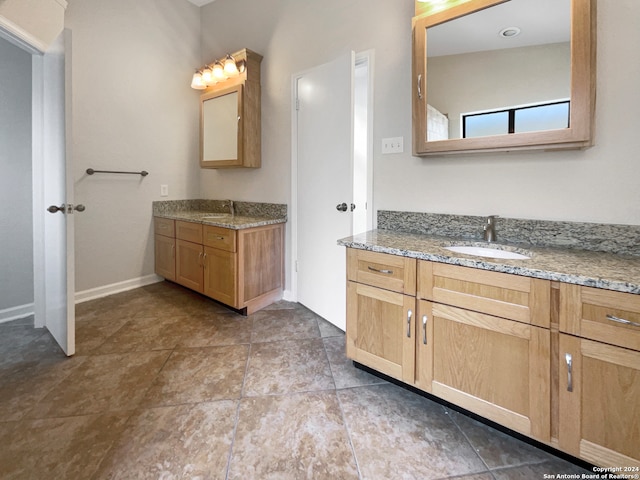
[377,210,640,257]
[153,199,287,219]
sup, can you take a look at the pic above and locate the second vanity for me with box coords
[339,212,640,469]
[153,200,286,315]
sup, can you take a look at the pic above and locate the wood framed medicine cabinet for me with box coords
[412,0,596,156]
[200,48,262,168]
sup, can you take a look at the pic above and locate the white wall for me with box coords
[199,0,640,297]
[64,0,202,292]
[0,37,33,314]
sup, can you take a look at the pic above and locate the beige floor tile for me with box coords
[94,401,237,479]
[142,344,249,406]
[338,383,489,479]
[0,412,129,479]
[33,351,170,417]
[250,306,321,343]
[492,457,592,479]
[174,313,252,348]
[243,338,334,396]
[229,391,358,480]
[323,336,387,389]
[449,409,553,469]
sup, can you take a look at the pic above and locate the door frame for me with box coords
[289,49,375,302]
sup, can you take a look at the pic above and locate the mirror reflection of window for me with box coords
[426,0,570,141]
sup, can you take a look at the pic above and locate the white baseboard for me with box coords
[75,274,163,304]
[282,289,296,302]
[0,303,35,324]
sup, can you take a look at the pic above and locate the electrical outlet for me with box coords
[160,185,169,197]
[381,136,404,154]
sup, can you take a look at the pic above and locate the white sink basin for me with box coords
[444,245,531,260]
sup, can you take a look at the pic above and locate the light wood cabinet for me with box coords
[346,281,416,383]
[200,49,262,169]
[154,217,284,314]
[154,218,175,281]
[346,249,417,383]
[176,239,204,293]
[418,298,550,441]
[417,260,551,441]
[345,247,640,467]
[559,284,640,468]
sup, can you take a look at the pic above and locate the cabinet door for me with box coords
[154,235,175,281]
[203,246,237,307]
[346,281,416,383]
[176,239,204,293]
[559,334,640,468]
[428,302,550,442]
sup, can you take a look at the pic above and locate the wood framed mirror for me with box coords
[412,0,596,156]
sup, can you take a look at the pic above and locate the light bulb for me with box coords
[223,55,239,76]
[213,62,226,80]
[201,67,214,85]
[190,72,206,90]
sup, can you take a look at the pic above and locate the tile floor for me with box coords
[0,281,592,479]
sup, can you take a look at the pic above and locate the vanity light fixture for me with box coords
[190,70,207,90]
[191,52,249,90]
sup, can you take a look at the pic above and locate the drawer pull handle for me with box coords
[565,353,573,392]
[215,236,225,241]
[368,266,393,275]
[407,309,413,338]
[606,314,640,328]
[422,315,428,345]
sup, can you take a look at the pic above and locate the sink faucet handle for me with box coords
[483,215,498,242]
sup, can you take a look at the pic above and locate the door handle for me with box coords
[47,204,65,214]
[47,204,85,214]
[565,353,573,392]
[336,203,348,212]
[350,203,356,211]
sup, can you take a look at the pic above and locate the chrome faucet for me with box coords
[225,199,235,216]
[483,215,498,242]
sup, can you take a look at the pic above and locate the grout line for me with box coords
[334,387,364,480]
[445,406,495,477]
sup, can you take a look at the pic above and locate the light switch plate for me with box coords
[382,136,404,154]
[160,185,169,197]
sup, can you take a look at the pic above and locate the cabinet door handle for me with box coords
[417,74,423,100]
[198,251,203,267]
[367,266,393,275]
[407,309,413,338]
[422,315,428,345]
[565,353,573,392]
[203,253,207,269]
[606,314,640,328]
[171,244,175,259]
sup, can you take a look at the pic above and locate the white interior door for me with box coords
[34,30,75,355]
[295,51,355,331]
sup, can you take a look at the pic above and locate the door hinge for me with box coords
[295,98,300,111]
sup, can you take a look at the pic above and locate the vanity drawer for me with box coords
[418,261,550,328]
[560,284,640,352]
[347,249,416,295]
[154,217,175,237]
[176,220,203,243]
[203,225,236,252]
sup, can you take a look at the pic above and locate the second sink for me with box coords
[444,244,531,260]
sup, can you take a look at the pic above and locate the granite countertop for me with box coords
[154,210,286,230]
[338,229,640,295]
[152,199,287,230]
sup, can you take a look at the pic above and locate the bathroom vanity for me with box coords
[340,212,640,469]
[153,200,286,314]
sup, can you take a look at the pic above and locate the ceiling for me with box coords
[186,0,216,6]
[427,0,570,57]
